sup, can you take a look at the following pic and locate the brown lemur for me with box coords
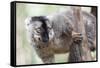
[25,8,96,63]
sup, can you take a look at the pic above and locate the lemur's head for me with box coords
[25,16,54,44]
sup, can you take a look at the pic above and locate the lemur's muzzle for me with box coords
[42,33,49,43]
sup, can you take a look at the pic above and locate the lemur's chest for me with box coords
[34,34,73,54]
[35,43,54,56]
[50,35,72,54]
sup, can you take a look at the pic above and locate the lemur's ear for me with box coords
[51,21,53,28]
[25,17,32,30]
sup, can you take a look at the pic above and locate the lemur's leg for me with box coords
[35,47,54,64]
[40,54,54,64]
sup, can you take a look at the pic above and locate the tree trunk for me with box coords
[91,7,97,17]
[69,7,92,61]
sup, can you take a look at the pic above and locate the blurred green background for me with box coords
[16,3,95,65]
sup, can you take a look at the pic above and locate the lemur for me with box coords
[25,8,96,63]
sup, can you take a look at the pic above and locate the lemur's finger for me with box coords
[72,31,82,39]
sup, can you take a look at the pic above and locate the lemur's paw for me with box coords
[72,31,83,43]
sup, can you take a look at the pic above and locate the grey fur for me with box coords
[25,8,96,63]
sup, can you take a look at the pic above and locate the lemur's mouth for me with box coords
[42,38,49,43]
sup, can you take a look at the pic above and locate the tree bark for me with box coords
[69,7,92,61]
[91,7,97,18]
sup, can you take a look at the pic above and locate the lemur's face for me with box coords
[26,16,54,43]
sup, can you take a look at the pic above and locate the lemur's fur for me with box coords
[25,8,96,63]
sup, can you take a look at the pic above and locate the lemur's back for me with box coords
[48,10,96,52]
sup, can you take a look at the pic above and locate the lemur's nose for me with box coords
[42,33,49,42]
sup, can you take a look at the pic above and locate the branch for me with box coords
[71,7,92,61]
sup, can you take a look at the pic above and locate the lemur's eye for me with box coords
[36,28,41,33]
[48,27,52,31]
